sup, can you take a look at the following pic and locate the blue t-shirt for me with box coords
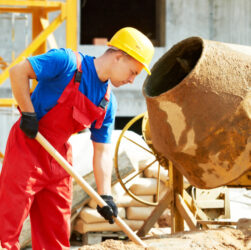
[28,48,117,143]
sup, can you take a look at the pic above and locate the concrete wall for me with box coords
[165,0,251,47]
[81,0,251,117]
[0,0,251,154]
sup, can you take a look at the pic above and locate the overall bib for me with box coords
[0,52,110,249]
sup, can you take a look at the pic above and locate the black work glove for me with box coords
[20,112,39,138]
[97,195,118,224]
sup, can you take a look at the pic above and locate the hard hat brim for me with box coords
[143,64,151,75]
[107,41,152,75]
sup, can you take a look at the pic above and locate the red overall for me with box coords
[0,52,110,249]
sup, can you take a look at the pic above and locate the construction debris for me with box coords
[78,226,251,250]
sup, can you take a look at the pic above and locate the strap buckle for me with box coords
[75,71,82,83]
[99,98,109,110]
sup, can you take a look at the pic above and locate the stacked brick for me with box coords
[74,159,169,234]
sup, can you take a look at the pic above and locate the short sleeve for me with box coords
[90,93,117,143]
[27,48,75,81]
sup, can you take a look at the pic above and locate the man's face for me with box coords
[109,53,144,87]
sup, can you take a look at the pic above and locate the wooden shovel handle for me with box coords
[35,132,147,247]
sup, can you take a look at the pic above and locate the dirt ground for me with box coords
[79,227,251,250]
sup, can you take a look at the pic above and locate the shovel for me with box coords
[35,132,147,247]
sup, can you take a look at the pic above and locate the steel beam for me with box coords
[0,98,17,107]
[0,6,61,13]
[0,13,65,85]
[66,0,77,50]
[0,1,62,8]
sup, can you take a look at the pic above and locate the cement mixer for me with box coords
[114,37,251,206]
[143,37,251,189]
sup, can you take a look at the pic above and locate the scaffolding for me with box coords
[0,0,77,160]
[0,0,77,99]
[0,12,29,60]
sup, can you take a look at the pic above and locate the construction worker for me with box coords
[0,27,154,249]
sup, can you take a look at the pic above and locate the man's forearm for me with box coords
[92,142,113,195]
[9,59,36,112]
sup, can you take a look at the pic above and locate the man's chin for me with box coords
[111,82,121,88]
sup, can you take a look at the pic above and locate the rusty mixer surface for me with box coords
[143,37,251,189]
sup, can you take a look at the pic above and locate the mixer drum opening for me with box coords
[144,37,203,97]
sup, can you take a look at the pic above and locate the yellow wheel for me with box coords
[114,112,170,206]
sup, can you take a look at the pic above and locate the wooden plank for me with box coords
[75,219,144,234]
[195,186,230,219]
[20,151,135,248]
[82,232,126,245]
[223,188,231,219]
[183,190,211,229]
[196,200,225,209]
[195,187,224,201]
[197,220,237,226]
[137,189,171,237]
[176,194,198,230]
[193,186,230,219]
[169,164,184,233]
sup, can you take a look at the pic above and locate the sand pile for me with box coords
[79,239,145,250]
[79,227,251,250]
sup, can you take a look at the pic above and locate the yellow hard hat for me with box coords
[108,27,154,75]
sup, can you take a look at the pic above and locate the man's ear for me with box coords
[114,51,124,62]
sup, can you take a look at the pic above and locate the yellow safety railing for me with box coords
[0,150,4,162]
[0,98,17,107]
[0,0,77,106]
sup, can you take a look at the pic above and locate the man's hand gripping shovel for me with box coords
[35,132,147,248]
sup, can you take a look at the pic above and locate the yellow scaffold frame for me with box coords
[0,0,77,106]
[0,150,4,162]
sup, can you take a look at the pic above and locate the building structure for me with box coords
[0,0,251,155]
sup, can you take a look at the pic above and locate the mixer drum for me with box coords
[143,37,251,189]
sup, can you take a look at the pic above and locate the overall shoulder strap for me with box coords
[73,51,82,83]
[99,84,111,110]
